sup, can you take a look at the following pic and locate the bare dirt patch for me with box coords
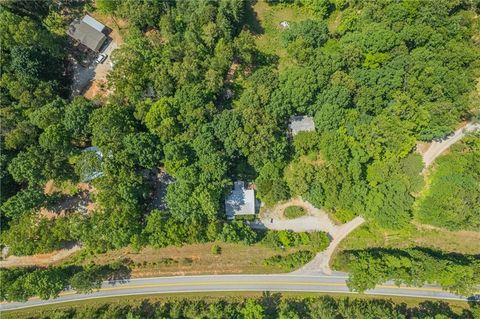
[0,244,81,268]
[44,180,56,195]
[39,180,97,219]
[415,142,431,156]
[83,79,110,100]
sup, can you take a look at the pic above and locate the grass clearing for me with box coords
[66,242,309,277]
[4,291,472,319]
[249,1,315,70]
[334,222,480,256]
[283,205,307,219]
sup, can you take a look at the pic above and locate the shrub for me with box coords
[283,206,306,219]
[211,244,221,255]
[234,214,257,221]
[262,230,330,252]
[308,231,330,252]
[219,221,257,245]
[263,250,315,271]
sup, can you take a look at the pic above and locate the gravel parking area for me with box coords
[71,39,117,97]
[249,197,365,274]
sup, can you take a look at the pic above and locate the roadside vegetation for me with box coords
[336,222,480,255]
[263,250,314,271]
[0,230,331,303]
[335,247,480,296]
[0,262,131,302]
[4,294,479,319]
[69,241,320,278]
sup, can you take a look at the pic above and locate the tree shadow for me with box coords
[100,260,133,285]
[259,291,282,316]
[244,0,264,35]
[401,300,473,319]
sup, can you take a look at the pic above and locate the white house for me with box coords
[225,181,256,220]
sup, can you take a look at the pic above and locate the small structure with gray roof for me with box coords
[67,15,107,52]
[288,115,316,136]
[225,181,256,220]
[81,146,104,182]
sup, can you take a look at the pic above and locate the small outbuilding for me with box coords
[288,115,316,136]
[225,181,256,220]
[67,15,107,52]
[80,146,104,182]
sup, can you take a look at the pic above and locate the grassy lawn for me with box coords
[333,222,480,257]
[248,0,315,70]
[4,292,472,319]
[283,205,307,219]
[66,242,311,277]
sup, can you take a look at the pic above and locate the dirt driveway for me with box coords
[0,244,81,268]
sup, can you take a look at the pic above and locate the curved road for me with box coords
[422,122,480,167]
[1,273,475,311]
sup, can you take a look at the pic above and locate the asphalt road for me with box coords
[1,273,475,311]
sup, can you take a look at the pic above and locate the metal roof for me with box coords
[82,15,105,32]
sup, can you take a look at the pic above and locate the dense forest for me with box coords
[7,295,480,319]
[1,0,480,303]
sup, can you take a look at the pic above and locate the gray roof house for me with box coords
[225,182,256,220]
[288,115,316,136]
[67,15,107,52]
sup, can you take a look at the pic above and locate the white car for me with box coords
[95,53,107,64]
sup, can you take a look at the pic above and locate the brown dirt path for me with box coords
[0,244,81,268]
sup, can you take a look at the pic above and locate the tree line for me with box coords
[8,294,480,319]
[339,247,480,296]
[1,262,131,302]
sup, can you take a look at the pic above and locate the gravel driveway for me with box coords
[249,197,365,274]
[422,122,480,168]
[71,39,117,96]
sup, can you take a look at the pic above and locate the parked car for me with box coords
[95,53,107,64]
